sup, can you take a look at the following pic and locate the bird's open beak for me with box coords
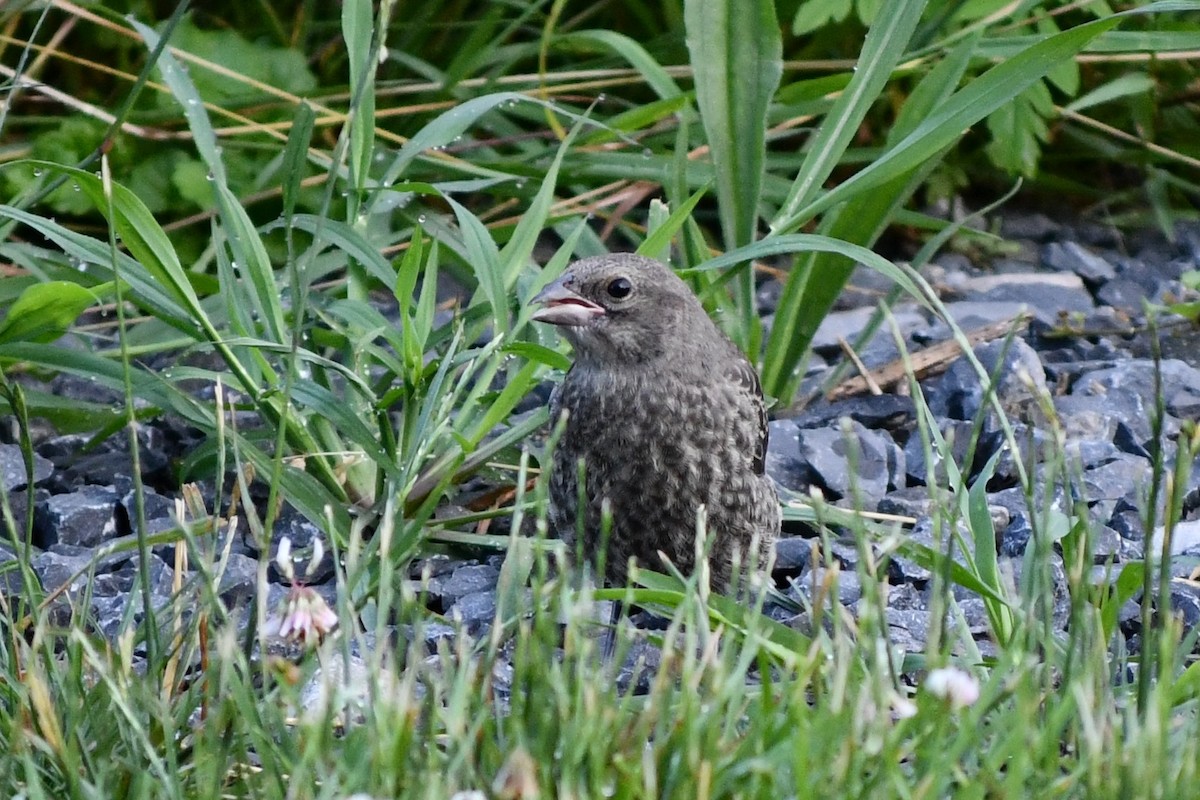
[530,279,605,327]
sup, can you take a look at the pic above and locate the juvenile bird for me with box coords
[530,253,779,591]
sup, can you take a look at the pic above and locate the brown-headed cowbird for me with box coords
[530,253,779,590]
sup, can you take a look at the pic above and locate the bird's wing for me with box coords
[728,357,769,475]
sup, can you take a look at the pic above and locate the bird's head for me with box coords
[530,254,705,365]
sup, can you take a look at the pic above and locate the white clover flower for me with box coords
[925,667,980,710]
[264,585,338,645]
[891,694,918,720]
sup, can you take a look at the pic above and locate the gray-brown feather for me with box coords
[540,254,779,590]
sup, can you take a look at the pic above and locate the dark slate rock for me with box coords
[757,278,782,315]
[1072,359,1200,422]
[1054,390,1149,444]
[616,639,664,696]
[1170,555,1200,581]
[1164,520,1200,557]
[95,553,177,598]
[401,620,457,651]
[971,275,1095,317]
[1112,422,1152,459]
[886,582,925,611]
[810,305,927,366]
[36,433,91,461]
[449,589,497,631]
[216,552,259,605]
[1109,504,1145,542]
[53,451,135,495]
[836,264,908,311]
[951,596,993,636]
[794,566,861,606]
[1096,278,1151,310]
[796,420,904,502]
[48,372,126,408]
[773,536,814,571]
[764,419,808,493]
[1043,241,1116,287]
[1003,553,1070,629]
[999,509,1034,558]
[787,394,915,432]
[1175,221,1200,263]
[34,486,119,548]
[1115,255,1173,294]
[1081,455,1152,506]
[876,486,953,519]
[992,424,1048,485]
[435,564,500,605]
[1092,526,1123,563]
[877,608,930,651]
[920,302,1034,341]
[1168,587,1200,633]
[889,516,982,584]
[904,420,1004,487]
[31,549,92,614]
[117,488,177,536]
[1000,212,1064,242]
[929,338,1048,423]
[0,444,53,491]
[410,554,466,581]
[1070,222,1123,250]
[93,563,180,641]
[2,487,48,542]
[0,541,39,600]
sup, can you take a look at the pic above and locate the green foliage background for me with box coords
[1,3,1200,796]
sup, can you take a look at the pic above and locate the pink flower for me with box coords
[264,585,338,645]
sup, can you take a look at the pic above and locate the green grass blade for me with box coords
[684,0,781,249]
[778,8,1169,230]
[770,0,927,231]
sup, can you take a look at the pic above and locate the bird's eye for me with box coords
[606,277,633,299]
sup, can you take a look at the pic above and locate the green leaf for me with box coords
[145,14,316,104]
[779,6,1187,229]
[1100,561,1145,643]
[379,93,537,185]
[984,82,1053,177]
[637,184,709,261]
[343,0,377,192]
[503,341,572,372]
[0,281,105,345]
[690,234,925,304]
[685,0,781,249]
[282,102,317,219]
[559,31,683,100]
[446,196,507,336]
[0,386,125,433]
[0,166,206,336]
[268,214,397,288]
[132,20,226,186]
[760,34,974,398]
[1064,73,1156,113]
[772,0,927,232]
[792,0,853,35]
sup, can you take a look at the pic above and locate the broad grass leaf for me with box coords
[0,281,105,345]
[685,0,781,249]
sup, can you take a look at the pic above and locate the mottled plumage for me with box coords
[531,254,779,590]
